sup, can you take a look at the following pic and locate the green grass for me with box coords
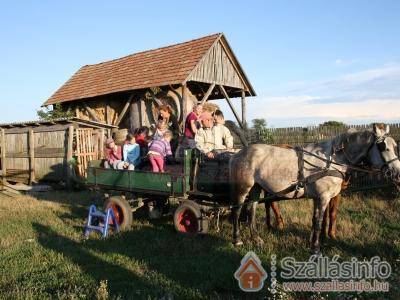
[0,190,399,299]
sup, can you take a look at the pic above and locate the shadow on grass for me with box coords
[32,221,256,299]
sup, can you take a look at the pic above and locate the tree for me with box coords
[252,118,267,131]
[250,118,273,144]
[37,103,74,121]
[319,120,346,128]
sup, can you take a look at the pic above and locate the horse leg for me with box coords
[232,185,253,246]
[328,194,341,239]
[232,205,243,246]
[310,196,330,254]
[249,202,264,246]
[321,202,329,241]
[271,201,284,230]
[248,185,264,245]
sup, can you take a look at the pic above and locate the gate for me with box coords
[75,128,100,178]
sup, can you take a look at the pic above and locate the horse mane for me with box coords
[331,127,375,163]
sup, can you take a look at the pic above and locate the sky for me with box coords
[1,1,399,127]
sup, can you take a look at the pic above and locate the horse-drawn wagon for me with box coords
[87,149,234,235]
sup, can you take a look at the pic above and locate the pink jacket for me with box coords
[105,146,122,163]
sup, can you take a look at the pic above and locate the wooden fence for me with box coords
[0,118,113,185]
[248,123,400,192]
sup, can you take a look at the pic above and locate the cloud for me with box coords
[253,96,400,121]
[220,64,400,127]
[289,64,400,100]
[334,58,357,67]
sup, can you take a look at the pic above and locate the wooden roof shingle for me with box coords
[44,33,254,105]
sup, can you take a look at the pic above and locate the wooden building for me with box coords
[42,33,256,137]
[0,118,115,185]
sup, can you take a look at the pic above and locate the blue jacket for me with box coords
[123,143,141,165]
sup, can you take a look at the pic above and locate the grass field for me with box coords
[0,189,399,299]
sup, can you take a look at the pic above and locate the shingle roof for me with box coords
[44,33,222,105]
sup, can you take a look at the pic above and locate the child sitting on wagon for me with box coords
[134,126,150,148]
[152,120,168,141]
[147,131,173,173]
[134,126,151,158]
[104,138,123,169]
[122,133,141,170]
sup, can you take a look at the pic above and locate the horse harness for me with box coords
[282,146,346,199]
[230,134,399,209]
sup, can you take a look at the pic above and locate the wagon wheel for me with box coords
[174,200,209,235]
[103,196,133,230]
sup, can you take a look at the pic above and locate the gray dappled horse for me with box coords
[230,124,400,253]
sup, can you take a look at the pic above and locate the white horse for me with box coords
[230,124,400,253]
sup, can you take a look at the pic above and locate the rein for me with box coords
[230,135,398,209]
[299,147,379,174]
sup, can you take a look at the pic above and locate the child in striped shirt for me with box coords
[148,131,173,172]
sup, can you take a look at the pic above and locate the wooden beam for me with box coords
[241,90,247,130]
[130,98,141,131]
[83,103,101,123]
[28,129,35,184]
[67,125,74,186]
[99,128,105,159]
[181,83,187,134]
[106,104,111,125]
[218,85,248,146]
[115,95,134,126]
[218,85,243,129]
[200,83,215,105]
[4,124,71,134]
[1,128,6,186]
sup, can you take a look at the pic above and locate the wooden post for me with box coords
[28,128,35,184]
[218,85,244,129]
[181,83,187,134]
[67,125,74,185]
[115,95,133,126]
[200,83,215,105]
[1,128,6,186]
[241,90,247,130]
[99,128,105,159]
[106,104,111,125]
[130,97,141,132]
[218,85,248,146]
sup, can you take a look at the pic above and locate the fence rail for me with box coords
[246,123,400,192]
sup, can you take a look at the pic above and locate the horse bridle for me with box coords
[372,135,400,179]
[299,133,399,178]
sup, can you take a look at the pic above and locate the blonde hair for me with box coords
[163,130,173,139]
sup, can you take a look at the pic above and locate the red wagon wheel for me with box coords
[103,196,133,230]
[108,203,124,225]
[176,207,199,233]
[174,200,208,235]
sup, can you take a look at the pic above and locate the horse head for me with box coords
[367,124,400,185]
[335,123,400,185]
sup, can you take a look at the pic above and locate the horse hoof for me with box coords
[311,248,322,256]
[233,240,243,247]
